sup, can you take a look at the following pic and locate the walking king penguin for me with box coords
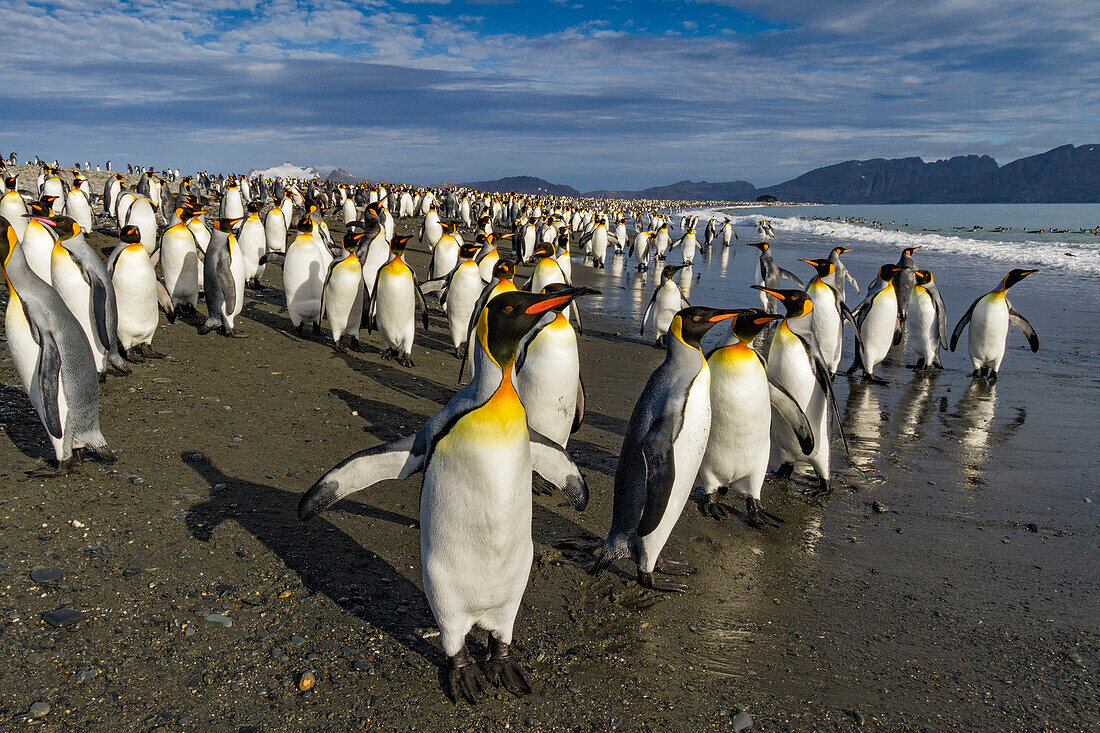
[1,216,114,475]
[847,264,905,383]
[910,269,948,370]
[754,286,847,496]
[950,269,1038,382]
[641,263,690,348]
[748,242,804,314]
[299,288,594,703]
[591,305,748,592]
[109,225,173,361]
[369,235,430,367]
[697,310,814,526]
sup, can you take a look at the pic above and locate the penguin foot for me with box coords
[380,348,396,361]
[988,370,998,384]
[398,354,416,367]
[654,336,666,350]
[455,343,467,361]
[197,322,213,335]
[312,322,322,335]
[138,344,166,358]
[26,456,78,478]
[295,323,306,337]
[224,329,248,338]
[654,557,697,576]
[863,373,889,385]
[333,341,348,353]
[446,647,488,705]
[637,569,687,593]
[123,347,145,363]
[746,498,784,528]
[87,445,116,464]
[701,495,732,520]
[804,478,832,498]
[483,637,533,698]
[108,360,132,376]
[774,462,795,480]
[98,372,107,384]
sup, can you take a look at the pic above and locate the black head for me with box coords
[296,217,314,233]
[342,229,367,250]
[729,308,784,343]
[877,263,904,280]
[493,259,516,280]
[668,306,747,350]
[28,198,53,217]
[390,234,413,255]
[41,215,81,240]
[441,221,458,234]
[3,175,15,188]
[660,263,689,281]
[119,225,142,244]
[748,241,769,252]
[831,246,851,256]
[533,242,555,260]
[459,242,480,259]
[214,217,245,233]
[999,268,1037,291]
[902,246,920,257]
[800,258,833,277]
[751,285,813,318]
[479,287,597,366]
[247,200,263,214]
[915,269,934,286]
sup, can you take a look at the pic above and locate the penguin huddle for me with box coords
[1,163,1048,707]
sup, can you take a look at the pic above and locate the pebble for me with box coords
[28,702,50,718]
[872,501,888,513]
[190,453,204,461]
[847,709,866,725]
[26,653,45,663]
[74,669,96,683]
[42,608,84,628]
[129,476,145,485]
[731,710,753,731]
[290,635,305,645]
[30,566,63,583]
[203,614,232,628]
[298,671,316,692]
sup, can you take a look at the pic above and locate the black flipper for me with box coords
[637,408,685,538]
[571,374,585,434]
[1008,304,1039,352]
[298,436,422,520]
[777,267,806,289]
[640,287,660,336]
[768,381,815,455]
[411,271,431,331]
[950,295,982,352]
[32,325,64,439]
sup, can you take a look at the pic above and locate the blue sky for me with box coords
[0,0,1095,190]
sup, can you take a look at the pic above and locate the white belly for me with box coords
[513,321,579,446]
[809,284,842,370]
[969,295,1009,367]
[698,350,770,495]
[375,269,415,352]
[911,289,938,362]
[113,251,158,348]
[654,284,681,337]
[446,267,483,347]
[51,251,105,371]
[284,247,324,324]
[768,325,827,468]
[161,229,199,306]
[238,220,266,279]
[21,223,55,284]
[861,289,898,370]
[324,264,365,339]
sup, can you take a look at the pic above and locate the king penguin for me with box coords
[910,269,948,370]
[40,215,130,378]
[950,268,1038,382]
[369,235,430,367]
[159,207,201,316]
[591,305,746,592]
[198,217,247,337]
[641,263,690,348]
[748,241,804,314]
[847,264,905,382]
[299,288,593,703]
[697,309,813,526]
[322,230,367,352]
[238,200,267,287]
[755,286,847,496]
[801,258,861,375]
[828,246,859,305]
[109,225,172,361]
[1,216,114,475]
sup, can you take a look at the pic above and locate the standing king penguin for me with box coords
[910,269,948,370]
[299,288,594,703]
[369,235,430,367]
[199,217,247,337]
[591,306,747,592]
[697,310,814,526]
[950,269,1038,382]
[1,216,114,475]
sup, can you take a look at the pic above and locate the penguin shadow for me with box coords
[333,348,457,406]
[564,437,619,479]
[180,452,443,667]
[330,388,420,443]
[576,410,631,440]
[0,385,51,462]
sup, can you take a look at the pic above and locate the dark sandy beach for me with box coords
[0,179,1097,731]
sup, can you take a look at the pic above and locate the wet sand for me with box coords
[0,205,1097,731]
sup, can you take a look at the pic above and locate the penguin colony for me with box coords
[0,157,1041,703]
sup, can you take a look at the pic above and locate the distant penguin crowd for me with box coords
[0,152,1041,703]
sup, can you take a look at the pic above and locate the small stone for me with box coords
[298,671,315,692]
[847,709,866,726]
[28,702,50,718]
[872,501,888,513]
[750,547,763,556]
[129,476,145,485]
[74,669,96,682]
[203,613,232,628]
[290,635,305,645]
[30,566,63,583]
[190,453,204,461]
[42,608,84,628]
[731,710,753,731]
[26,653,45,663]
[1025,523,1038,533]
[610,716,622,729]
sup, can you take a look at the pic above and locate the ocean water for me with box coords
[690,203,1100,277]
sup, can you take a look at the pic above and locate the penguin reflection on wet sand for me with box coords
[591,305,748,593]
[299,288,595,704]
[950,269,1039,383]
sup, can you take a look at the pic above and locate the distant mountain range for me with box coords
[457,144,1100,203]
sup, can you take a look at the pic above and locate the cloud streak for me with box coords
[0,0,1095,189]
